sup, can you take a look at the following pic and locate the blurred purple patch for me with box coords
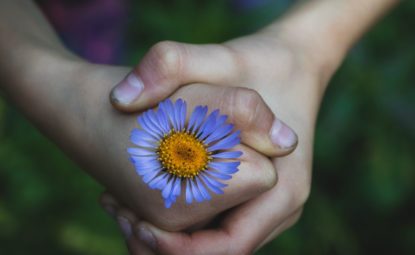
[230,0,271,11]
[230,0,293,12]
[40,0,128,64]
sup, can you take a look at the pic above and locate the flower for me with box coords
[128,99,242,208]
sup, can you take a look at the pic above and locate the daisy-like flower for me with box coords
[128,99,242,208]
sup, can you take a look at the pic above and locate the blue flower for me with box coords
[128,99,242,208]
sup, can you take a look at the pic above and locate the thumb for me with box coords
[110,41,240,112]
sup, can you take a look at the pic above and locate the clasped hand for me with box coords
[94,31,323,255]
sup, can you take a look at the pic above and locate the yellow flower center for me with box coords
[157,131,210,178]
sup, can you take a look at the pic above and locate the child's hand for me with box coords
[58,61,295,234]
[103,27,334,253]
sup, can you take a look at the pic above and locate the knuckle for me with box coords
[265,167,278,190]
[231,88,263,130]
[220,44,249,82]
[245,151,277,191]
[261,162,278,190]
[149,41,184,82]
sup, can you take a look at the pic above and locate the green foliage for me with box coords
[1,0,414,254]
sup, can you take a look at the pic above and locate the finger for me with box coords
[135,186,296,255]
[135,156,309,255]
[110,41,241,112]
[115,209,157,255]
[100,192,157,255]
[99,191,121,218]
[172,84,298,157]
[141,144,278,232]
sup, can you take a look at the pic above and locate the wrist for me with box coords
[259,20,346,86]
[260,0,399,90]
[1,45,86,138]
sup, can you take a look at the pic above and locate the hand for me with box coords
[68,61,301,228]
[0,2,298,248]
[4,42,299,252]
[102,28,335,254]
[0,0,397,254]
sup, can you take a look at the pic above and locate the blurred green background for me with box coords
[1,0,415,254]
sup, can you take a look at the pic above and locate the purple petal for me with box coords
[214,115,228,129]
[130,137,157,148]
[190,179,204,202]
[143,111,164,136]
[138,115,162,139]
[185,179,193,204]
[189,106,208,134]
[178,99,187,131]
[133,158,161,173]
[128,147,157,157]
[132,155,160,165]
[162,177,175,199]
[209,161,240,174]
[205,170,232,180]
[142,170,160,183]
[131,129,157,142]
[160,99,177,130]
[200,173,226,194]
[201,173,227,188]
[181,100,187,130]
[172,177,181,197]
[165,198,173,208]
[212,151,243,159]
[198,110,219,139]
[148,172,169,189]
[204,124,234,145]
[174,99,184,131]
[208,131,241,152]
[132,158,159,170]
[157,108,171,133]
[188,106,203,132]
[195,177,211,200]
[135,166,161,176]
[147,110,166,135]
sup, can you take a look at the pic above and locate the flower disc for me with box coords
[128,99,242,208]
[158,131,210,178]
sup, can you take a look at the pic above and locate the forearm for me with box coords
[262,0,399,83]
[0,0,84,141]
[0,0,78,79]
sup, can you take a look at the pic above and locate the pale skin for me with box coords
[0,0,399,255]
[99,0,399,254]
[0,0,296,241]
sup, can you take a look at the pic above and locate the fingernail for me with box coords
[117,216,133,240]
[270,118,298,149]
[111,72,144,105]
[103,205,116,218]
[137,224,156,249]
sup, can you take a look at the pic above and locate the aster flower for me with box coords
[128,99,242,208]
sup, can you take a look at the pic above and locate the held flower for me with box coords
[128,99,242,208]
